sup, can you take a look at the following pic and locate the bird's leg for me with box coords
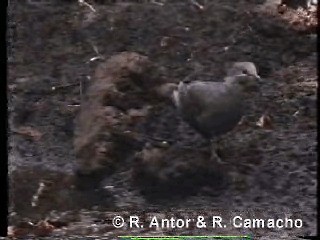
[209,138,228,165]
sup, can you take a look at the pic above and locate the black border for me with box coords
[2,0,9,237]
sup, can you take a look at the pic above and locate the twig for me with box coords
[87,56,104,63]
[190,0,204,10]
[31,182,46,207]
[67,104,81,107]
[151,0,165,6]
[78,0,96,13]
[79,78,83,100]
[91,43,100,55]
[86,42,105,63]
[51,83,80,91]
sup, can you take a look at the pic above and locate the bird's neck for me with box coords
[224,81,242,93]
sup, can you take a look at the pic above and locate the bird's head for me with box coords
[226,62,261,79]
[225,62,261,91]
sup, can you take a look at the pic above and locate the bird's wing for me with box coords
[196,99,243,135]
[184,81,231,108]
[182,82,243,135]
[178,82,217,117]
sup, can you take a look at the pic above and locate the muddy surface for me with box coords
[7,0,317,239]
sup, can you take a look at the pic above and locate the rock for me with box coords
[73,52,170,189]
[132,144,227,198]
[88,52,154,106]
[74,52,155,188]
[155,83,178,100]
[94,51,152,83]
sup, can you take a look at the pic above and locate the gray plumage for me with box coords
[173,62,260,140]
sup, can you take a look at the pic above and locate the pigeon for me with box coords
[173,62,261,163]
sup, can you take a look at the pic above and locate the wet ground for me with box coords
[7,0,317,239]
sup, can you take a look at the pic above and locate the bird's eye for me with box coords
[182,79,191,84]
[242,69,248,74]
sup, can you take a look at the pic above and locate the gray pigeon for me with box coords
[173,62,261,162]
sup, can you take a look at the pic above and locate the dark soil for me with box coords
[7,0,317,239]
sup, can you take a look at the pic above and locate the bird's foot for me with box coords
[210,150,229,165]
